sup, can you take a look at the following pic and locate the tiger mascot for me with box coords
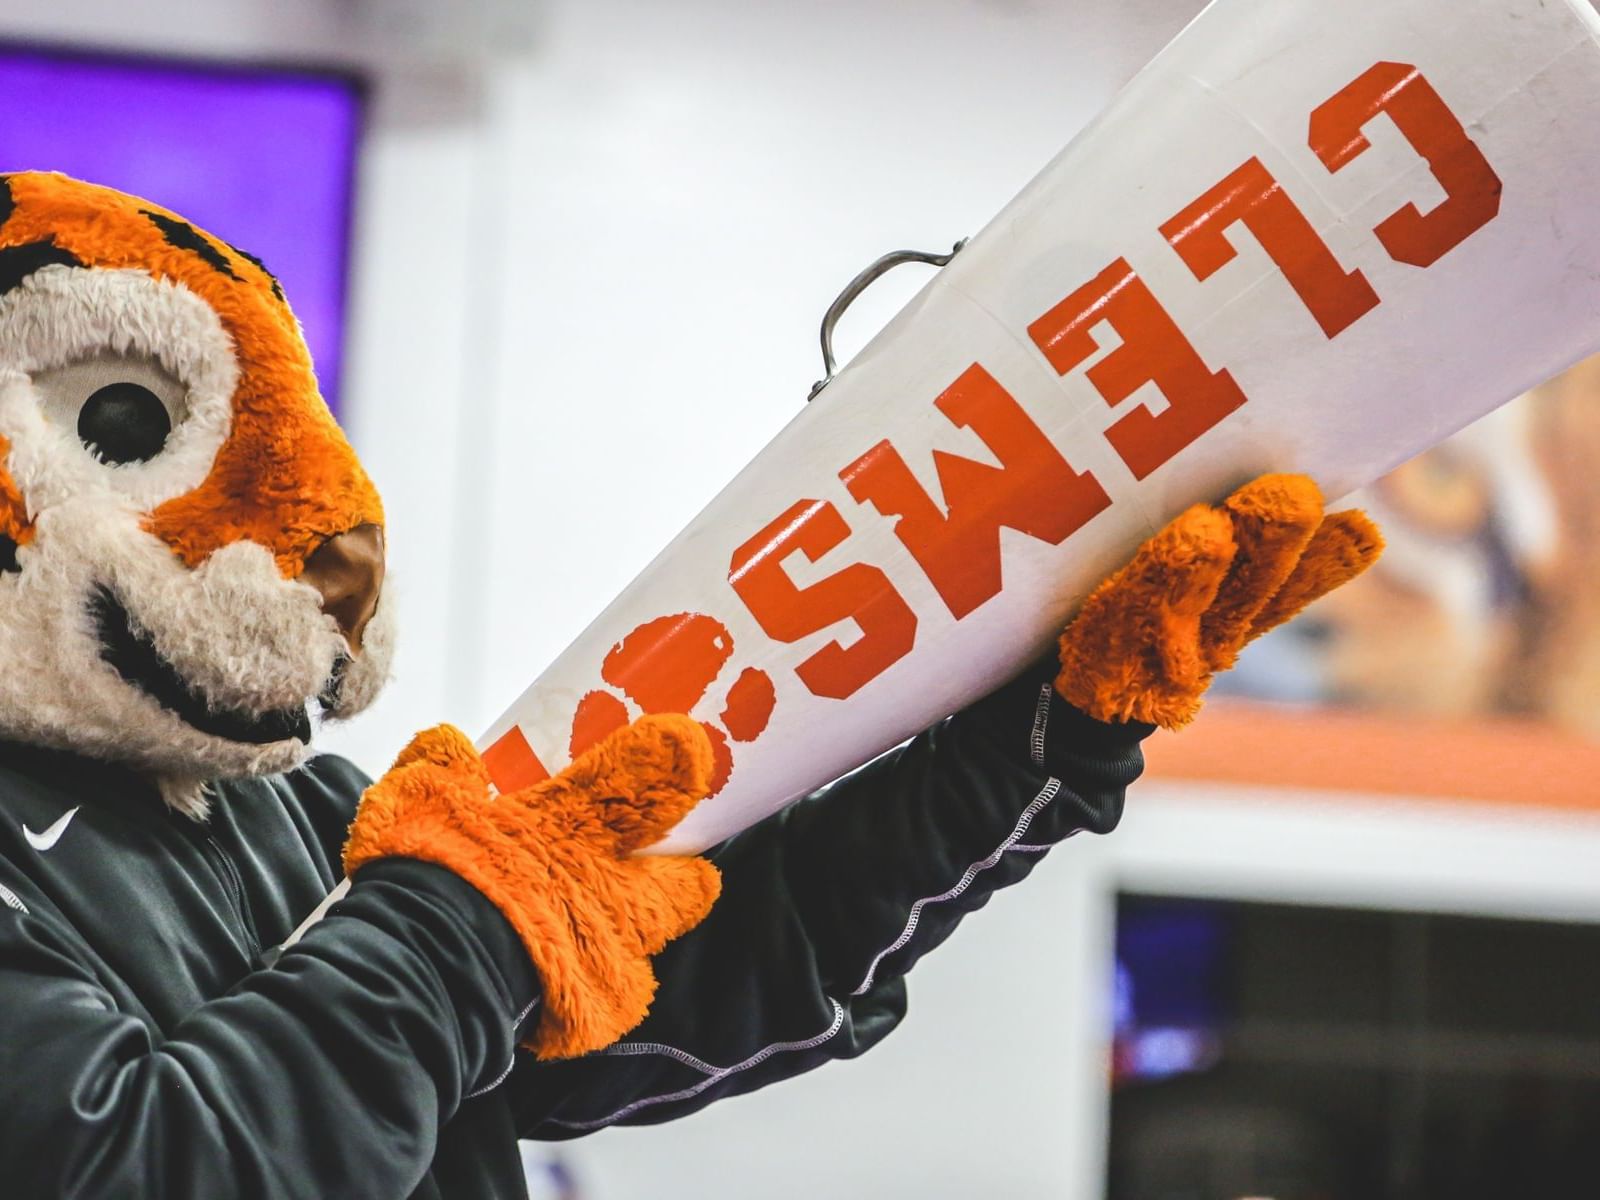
[0,172,1378,1200]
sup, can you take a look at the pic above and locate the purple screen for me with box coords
[0,47,361,413]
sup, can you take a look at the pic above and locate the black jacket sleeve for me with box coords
[509,660,1153,1137]
[0,856,538,1200]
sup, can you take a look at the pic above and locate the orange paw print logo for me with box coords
[483,613,777,799]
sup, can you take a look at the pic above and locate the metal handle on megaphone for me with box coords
[809,238,967,400]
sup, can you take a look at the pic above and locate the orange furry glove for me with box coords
[1056,473,1382,730]
[344,715,721,1060]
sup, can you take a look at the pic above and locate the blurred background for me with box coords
[7,0,1600,1196]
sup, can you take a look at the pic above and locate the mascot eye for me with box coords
[29,353,188,467]
[78,383,173,464]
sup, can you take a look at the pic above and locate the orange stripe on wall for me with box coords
[1143,701,1600,812]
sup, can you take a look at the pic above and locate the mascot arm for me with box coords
[344,715,722,1062]
[501,473,1378,1137]
[506,656,1147,1137]
[0,854,537,1198]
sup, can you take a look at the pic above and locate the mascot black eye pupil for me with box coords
[77,382,172,464]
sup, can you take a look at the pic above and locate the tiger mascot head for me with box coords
[0,172,392,816]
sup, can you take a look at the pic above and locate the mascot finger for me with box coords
[515,714,715,856]
[1246,508,1384,641]
[610,855,724,957]
[1199,474,1325,671]
[1056,503,1235,727]
[387,723,487,778]
[1055,473,1382,730]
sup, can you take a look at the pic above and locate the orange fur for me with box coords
[1056,474,1381,729]
[0,173,381,574]
[345,715,722,1060]
[1248,508,1384,641]
[1056,503,1236,728]
[1201,474,1323,672]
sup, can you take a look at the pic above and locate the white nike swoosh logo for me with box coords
[23,806,80,852]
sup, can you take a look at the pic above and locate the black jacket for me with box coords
[0,663,1150,1199]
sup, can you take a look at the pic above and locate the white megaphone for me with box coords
[476,0,1600,854]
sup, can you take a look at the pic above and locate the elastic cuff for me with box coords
[1046,699,1157,763]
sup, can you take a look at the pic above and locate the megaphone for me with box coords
[479,0,1600,853]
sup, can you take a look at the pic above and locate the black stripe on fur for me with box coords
[226,241,285,302]
[0,238,83,296]
[141,210,238,280]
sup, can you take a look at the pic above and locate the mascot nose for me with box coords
[301,523,386,651]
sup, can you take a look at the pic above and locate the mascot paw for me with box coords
[1055,473,1382,730]
[345,716,721,1060]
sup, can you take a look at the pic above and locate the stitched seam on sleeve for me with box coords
[465,996,542,1100]
[849,775,1061,996]
[595,1037,725,1075]
[847,685,1058,996]
[549,999,848,1130]
[467,1054,517,1100]
[1011,826,1083,855]
[1029,682,1052,765]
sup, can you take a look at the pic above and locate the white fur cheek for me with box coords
[0,373,116,516]
[129,541,345,714]
[326,585,397,721]
[0,508,322,806]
